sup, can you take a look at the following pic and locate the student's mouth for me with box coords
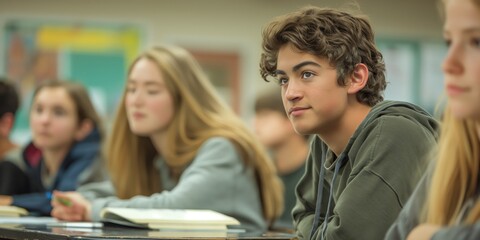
[289,107,310,117]
[446,84,468,97]
[36,131,51,138]
[132,112,146,119]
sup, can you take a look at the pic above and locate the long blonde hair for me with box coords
[425,0,480,225]
[425,105,480,225]
[107,45,283,223]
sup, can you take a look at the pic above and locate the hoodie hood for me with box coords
[13,128,103,216]
[61,127,102,170]
[342,100,439,167]
[23,128,101,170]
[358,100,438,138]
[22,127,102,191]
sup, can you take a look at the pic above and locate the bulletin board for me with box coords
[188,49,241,113]
[376,38,421,104]
[376,38,447,114]
[3,20,143,143]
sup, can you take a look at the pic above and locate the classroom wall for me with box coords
[0,0,444,142]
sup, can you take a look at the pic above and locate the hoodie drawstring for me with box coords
[309,152,346,240]
[309,145,327,239]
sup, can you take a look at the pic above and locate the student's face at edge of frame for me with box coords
[254,109,295,148]
[276,43,350,135]
[29,87,81,151]
[125,58,175,137]
[443,0,480,121]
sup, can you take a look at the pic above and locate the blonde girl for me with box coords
[52,45,283,233]
[386,0,480,238]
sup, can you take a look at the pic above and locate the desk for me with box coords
[0,224,297,240]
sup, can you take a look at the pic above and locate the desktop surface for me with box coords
[0,223,297,240]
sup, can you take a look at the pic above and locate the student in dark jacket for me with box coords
[0,80,106,215]
[0,79,28,195]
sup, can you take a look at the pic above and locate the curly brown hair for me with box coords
[259,6,386,106]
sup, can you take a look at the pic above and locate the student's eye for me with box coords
[470,38,480,48]
[275,76,288,86]
[147,89,160,95]
[444,38,452,48]
[301,71,315,79]
[33,105,43,114]
[53,108,66,116]
[126,86,136,93]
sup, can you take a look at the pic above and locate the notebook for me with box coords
[0,206,28,217]
[100,207,241,231]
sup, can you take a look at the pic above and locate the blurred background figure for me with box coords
[0,78,20,161]
[0,78,27,195]
[51,45,283,234]
[0,80,107,215]
[254,88,309,231]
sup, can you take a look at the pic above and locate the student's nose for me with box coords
[284,79,302,102]
[37,111,52,125]
[442,42,463,76]
[129,90,144,106]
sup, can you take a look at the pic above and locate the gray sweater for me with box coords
[385,167,480,240]
[78,137,266,233]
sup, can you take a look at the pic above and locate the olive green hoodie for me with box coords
[292,101,440,240]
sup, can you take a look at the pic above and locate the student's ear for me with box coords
[347,63,369,94]
[0,113,15,138]
[74,119,93,141]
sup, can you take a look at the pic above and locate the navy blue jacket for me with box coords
[11,128,102,216]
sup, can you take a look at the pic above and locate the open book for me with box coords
[0,206,28,217]
[100,207,241,231]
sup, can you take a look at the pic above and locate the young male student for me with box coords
[259,6,440,240]
[254,88,310,231]
[0,79,28,195]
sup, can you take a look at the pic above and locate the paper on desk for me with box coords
[0,216,59,225]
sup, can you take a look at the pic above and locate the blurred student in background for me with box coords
[254,87,309,231]
[386,0,480,239]
[0,79,20,160]
[259,6,440,239]
[51,45,283,233]
[0,80,106,215]
[0,79,27,195]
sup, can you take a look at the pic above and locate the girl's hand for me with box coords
[50,191,92,221]
[407,224,441,240]
[0,195,12,205]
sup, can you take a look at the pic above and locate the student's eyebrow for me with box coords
[274,61,322,75]
[144,81,161,86]
[463,27,480,34]
[127,79,161,86]
[444,27,480,35]
[292,61,321,72]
